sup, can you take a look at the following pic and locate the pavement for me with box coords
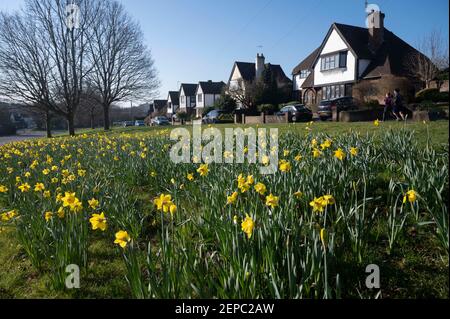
[0,129,51,146]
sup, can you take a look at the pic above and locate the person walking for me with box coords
[393,88,406,121]
[383,92,393,121]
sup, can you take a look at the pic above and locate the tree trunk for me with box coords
[45,110,52,138]
[103,105,110,131]
[67,112,75,136]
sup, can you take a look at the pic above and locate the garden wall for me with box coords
[339,109,384,122]
[240,113,289,124]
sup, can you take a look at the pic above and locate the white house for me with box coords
[178,83,197,114]
[166,91,179,116]
[227,54,292,108]
[292,10,426,105]
[195,81,226,117]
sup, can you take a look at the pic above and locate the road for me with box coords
[0,130,50,146]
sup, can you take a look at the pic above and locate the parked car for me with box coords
[151,116,170,126]
[202,110,233,124]
[318,97,358,121]
[276,104,313,122]
[122,121,134,127]
[134,120,145,126]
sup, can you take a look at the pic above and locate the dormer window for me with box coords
[299,70,311,78]
[320,51,348,71]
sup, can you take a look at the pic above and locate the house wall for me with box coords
[229,66,243,90]
[293,74,305,91]
[314,29,356,86]
[180,87,195,110]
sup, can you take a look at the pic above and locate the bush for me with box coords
[257,104,277,114]
[415,88,441,103]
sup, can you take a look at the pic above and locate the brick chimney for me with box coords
[255,53,265,80]
[368,10,385,52]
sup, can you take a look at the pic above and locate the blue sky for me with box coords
[1,0,449,101]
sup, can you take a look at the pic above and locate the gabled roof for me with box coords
[153,100,168,111]
[333,23,373,59]
[292,47,321,75]
[168,91,179,105]
[361,29,428,79]
[301,72,315,89]
[198,81,226,95]
[297,21,429,86]
[180,83,197,96]
[232,62,292,84]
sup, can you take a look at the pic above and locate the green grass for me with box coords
[62,120,449,148]
[0,120,448,298]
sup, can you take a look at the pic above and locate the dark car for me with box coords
[151,116,170,126]
[276,104,313,122]
[202,110,233,124]
[317,97,358,121]
[122,121,134,127]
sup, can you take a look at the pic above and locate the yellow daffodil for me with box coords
[114,230,131,248]
[312,148,322,158]
[0,185,8,193]
[279,159,292,172]
[18,183,31,192]
[1,210,17,222]
[197,164,209,177]
[350,147,358,156]
[254,182,267,195]
[61,192,82,212]
[294,154,302,162]
[374,119,380,126]
[89,212,107,231]
[43,190,51,198]
[34,183,45,192]
[227,191,238,205]
[88,198,99,210]
[42,168,50,175]
[320,139,332,150]
[241,214,255,239]
[265,193,279,209]
[187,173,194,181]
[57,207,65,219]
[403,190,417,204]
[45,211,53,222]
[154,194,176,214]
[334,148,346,161]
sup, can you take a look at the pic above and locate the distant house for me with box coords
[151,99,168,116]
[167,91,179,117]
[292,10,428,106]
[179,83,198,114]
[195,81,226,117]
[227,54,292,108]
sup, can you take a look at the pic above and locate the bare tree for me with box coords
[0,0,101,136]
[0,11,55,137]
[87,0,159,130]
[227,80,262,110]
[407,29,449,89]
